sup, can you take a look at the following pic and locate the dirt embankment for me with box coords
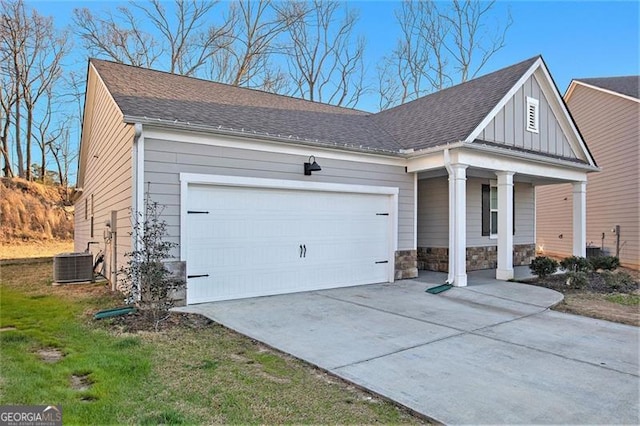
[0,177,74,242]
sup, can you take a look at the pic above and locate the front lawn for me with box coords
[0,262,424,424]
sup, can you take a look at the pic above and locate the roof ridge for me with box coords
[89,57,370,115]
[373,55,541,117]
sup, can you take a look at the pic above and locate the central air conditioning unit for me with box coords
[53,252,94,284]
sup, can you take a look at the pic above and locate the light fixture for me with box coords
[304,155,322,175]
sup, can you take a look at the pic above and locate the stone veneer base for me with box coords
[417,244,536,272]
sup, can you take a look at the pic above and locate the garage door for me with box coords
[185,183,393,304]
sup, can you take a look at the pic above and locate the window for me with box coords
[526,97,539,133]
[482,184,515,237]
[490,186,498,236]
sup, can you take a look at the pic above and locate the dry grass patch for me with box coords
[0,240,74,260]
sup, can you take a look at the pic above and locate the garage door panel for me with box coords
[186,184,393,303]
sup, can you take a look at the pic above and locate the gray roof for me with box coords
[575,76,639,99]
[372,56,539,151]
[91,59,402,153]
[91,56,541,154]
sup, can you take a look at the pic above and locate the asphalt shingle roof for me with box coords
[575,76,639,100]
[372,56,540,151]
[91,59,402,153]
[91,56,541,154]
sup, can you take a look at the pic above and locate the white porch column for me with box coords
[496,171,515,280]
[447,164,468,287]
[572,181,587,257]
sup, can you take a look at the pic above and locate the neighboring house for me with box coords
[536,76,639,269]
[75,55,597,305]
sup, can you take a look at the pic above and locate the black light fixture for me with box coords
[304,155,322,175]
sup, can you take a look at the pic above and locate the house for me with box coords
[536,76,639,269]
[75,55,597,305]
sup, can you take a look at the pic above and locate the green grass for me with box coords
[605,293,640,306]
[0,262,424,424]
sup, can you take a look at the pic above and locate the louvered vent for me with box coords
[53,252,94,283]
[526,96,539,133]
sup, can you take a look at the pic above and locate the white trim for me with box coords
[179,173,399,283]
[565,80,640,104]
[413,172,418,250]
[142,126,406,167]
[534,66,597,167]
[464,57,597,168]
[466,58,542,143]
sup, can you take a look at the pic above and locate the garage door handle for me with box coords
[299,245,303,258]
[303,244,307,258]
[187,274,209,278]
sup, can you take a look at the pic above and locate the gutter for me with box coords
[123,115,406,158]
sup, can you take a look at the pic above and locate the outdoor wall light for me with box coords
[304,155,322,175]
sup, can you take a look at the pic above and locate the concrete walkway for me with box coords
[175,272,640,425]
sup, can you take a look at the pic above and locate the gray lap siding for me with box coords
[143,137,416,261]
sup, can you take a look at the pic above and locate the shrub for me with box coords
[601,271,636,292]
[529,256,559,279]
[565,271,588,289]
[589,255,620,271]
[560,256,591,273]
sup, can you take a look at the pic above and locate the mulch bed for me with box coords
[519,270,639,294]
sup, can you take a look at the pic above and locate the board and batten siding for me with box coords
[417,176,534,247]
[480,73,576,160]
[537,84,639,268]
[74,65,134,285]
[143,136,415,258]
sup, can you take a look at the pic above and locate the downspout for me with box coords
[132,123,144,300]
[444,149,455,285]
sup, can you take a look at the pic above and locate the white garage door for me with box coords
[185,183,393,304]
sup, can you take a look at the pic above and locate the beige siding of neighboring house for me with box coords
[480,73,576,159]
[74,65,135,286]
[143,136,415,258]
[417,176,535,247]
[537,84,640,269]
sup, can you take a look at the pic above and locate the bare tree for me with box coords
[73,6,162,68]
[2,0,68,180]
[74,0,234,77]
[209,0,304,91]
[378,0,511,109]
[284,0,366,107]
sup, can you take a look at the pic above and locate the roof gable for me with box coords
[371,56,540,151]
[466,57,596,167]
[566,76,640,103]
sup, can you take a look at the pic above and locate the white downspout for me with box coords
[444,149,455,284]
[132,123,145,300]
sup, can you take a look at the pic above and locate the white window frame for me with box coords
[490,183,498,238]
[526,96,539,133]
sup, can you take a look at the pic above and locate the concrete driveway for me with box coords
[176,272,639,424]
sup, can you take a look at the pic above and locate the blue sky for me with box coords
[33,0,639,111]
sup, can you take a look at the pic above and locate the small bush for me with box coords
[530,256,559,279]
[601,271,636,292]
[589,256,620,271]
[565,271,588,289]
[560,256,591,273]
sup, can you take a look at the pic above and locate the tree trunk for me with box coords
[26,107,32,180]
[14,97,24,178]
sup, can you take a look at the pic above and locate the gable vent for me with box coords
[526,97,539,133]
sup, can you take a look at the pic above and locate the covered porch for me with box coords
[409,144,592,287]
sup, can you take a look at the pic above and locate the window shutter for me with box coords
[482,184,490,236]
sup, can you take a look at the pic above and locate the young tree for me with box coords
[378,0,511,109]
[284,0,366,107]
